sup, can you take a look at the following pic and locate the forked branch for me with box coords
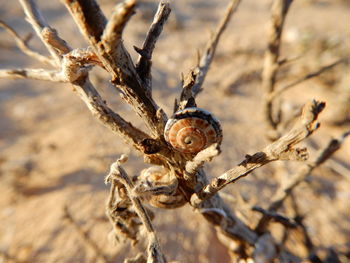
[135,1,171,91]
[62,0,167,138]
[19,0,63,65]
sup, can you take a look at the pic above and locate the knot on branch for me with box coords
[139,138,162,154]
[61,49,98,82]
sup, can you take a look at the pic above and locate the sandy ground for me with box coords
[0,0,350,262]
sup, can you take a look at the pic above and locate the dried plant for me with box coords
[0,0,349,262]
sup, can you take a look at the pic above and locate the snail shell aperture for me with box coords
[164,107,222,154]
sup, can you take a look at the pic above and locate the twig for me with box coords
[41,27,71,55]
[262,0,293,131]
[190,100,324,207]
[278,54,301,66]
[269,58,348,100]
[135,1,171,91]
[191,0,241,96]
[63,206,109,263]
[106,156,166,263]
[101,0,136,50]
[255,129,350,233]
[0,68,65,81]
[252,206,298,228]
[0,20,55,66]
[19,0,62,65]
[184,143,220,179]
[179,0,241,109]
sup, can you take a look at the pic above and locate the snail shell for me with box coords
[140,166,170,184]
[164,107,222,154]
[139,167,186,209]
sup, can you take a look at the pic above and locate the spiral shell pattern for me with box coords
[164,108,222,154]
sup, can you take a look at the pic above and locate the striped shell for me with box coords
[164,108,222,154]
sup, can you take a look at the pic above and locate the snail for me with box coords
[164,107,222,154]
[138,166,186,209]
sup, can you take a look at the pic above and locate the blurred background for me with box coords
[0,0,349,262]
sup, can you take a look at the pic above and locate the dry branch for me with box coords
[252,206,297,228]
[102,0,135,49]
[0,68,64,81]
[255,129,350,233]
[185,143,220,179]
[190,100,324,207]
[135,1,171,91]
[62,0,167,138]
[262,0,293,131]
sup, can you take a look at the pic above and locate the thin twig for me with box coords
[41,27,71,55]
[185,143,220,179]
[190,100,324,207]
[269,58,348,100]
[63,206,109,263]
[19,0,62,65]
[135,1,171,92]
[102,0,136,50]
[0,68,65,81]
[262,0,294,131]
[191,0,241,96]
[178,0,242,110]
[0,20,55,65]
[255,129,350,233]
[252,206,298,228]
